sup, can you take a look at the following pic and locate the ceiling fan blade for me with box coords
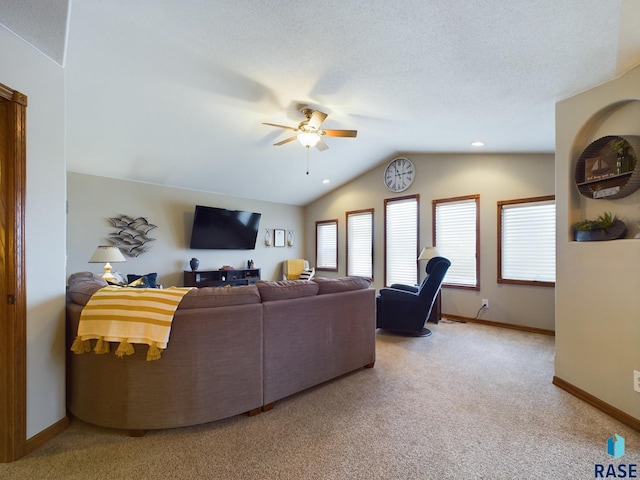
[307,110,328,130]
[263,122,298,131]
[316,139,329,151]
[274,136,298,146]
[322,129,357,138]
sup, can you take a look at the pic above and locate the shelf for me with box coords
[570,237,640,245]
[184,268,261,288]
[576,171,632,187]
[574,135,640,199]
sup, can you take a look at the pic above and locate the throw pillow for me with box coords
[299,268,315,280]
[67,271,108,305]
[127,276,149,288]
[127,272,157,288]
[106,271,126,285]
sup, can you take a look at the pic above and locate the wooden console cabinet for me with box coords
[184,268,261,288]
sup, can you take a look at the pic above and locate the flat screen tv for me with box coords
[189,205,262,250]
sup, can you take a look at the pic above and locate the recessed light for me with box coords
[322,179,330,184]
[471,141,485,147]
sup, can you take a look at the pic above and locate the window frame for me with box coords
[384,194,420,287]
[497,195,555,287]
[432,194,480,290]
[315,219,338,272]
[346,208,374,280]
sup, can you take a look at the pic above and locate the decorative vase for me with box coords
[616,154,623,174]
[189,258,199,271]
[574,220,627,242]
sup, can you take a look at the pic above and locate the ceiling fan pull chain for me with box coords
[306,146,310,175]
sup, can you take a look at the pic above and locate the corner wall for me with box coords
[555,65,640,421]
[0,25,67,438]
[304,152,556,331]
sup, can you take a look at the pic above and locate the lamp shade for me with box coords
[418,246,439,261]
[88,245,126,263]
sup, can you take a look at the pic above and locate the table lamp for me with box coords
[418,246,439,261]
[88,245,126,282]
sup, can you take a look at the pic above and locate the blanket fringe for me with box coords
[70,336,91,354]
[115,338,135,358]
[94,337,110,355]
[146,341,162,361]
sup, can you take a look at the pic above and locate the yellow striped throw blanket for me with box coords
[70,286,193,361]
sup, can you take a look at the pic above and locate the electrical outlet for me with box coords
[481,298,489,309]
[634,370,640,393]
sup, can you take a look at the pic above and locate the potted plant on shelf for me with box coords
[574,211,626,241]
[611,138,631,174]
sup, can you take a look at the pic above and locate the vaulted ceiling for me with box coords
[2,1,640,205]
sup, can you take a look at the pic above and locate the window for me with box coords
[498,196,555,286]
[385,195,419,286]
[316,220,338,271]
[433,195,479,289]
[346,209,373,279]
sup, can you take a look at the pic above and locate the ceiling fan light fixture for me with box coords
[265,108,356,152]
[298,132,320,148]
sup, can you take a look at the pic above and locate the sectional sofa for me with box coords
[65,273,376,435]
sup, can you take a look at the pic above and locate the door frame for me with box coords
[0,82,27,463]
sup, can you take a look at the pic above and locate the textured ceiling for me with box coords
[0,0,69,65]
[3,1,640,205]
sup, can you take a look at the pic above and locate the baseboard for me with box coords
[442,313,555,336]
[25,416,69,456]
[552,376,640,432]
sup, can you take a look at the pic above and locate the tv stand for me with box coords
[184,268,261,288]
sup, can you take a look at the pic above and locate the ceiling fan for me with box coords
[263,107,357,151]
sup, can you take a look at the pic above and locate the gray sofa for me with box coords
[65,273,375,434]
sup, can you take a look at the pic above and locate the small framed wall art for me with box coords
[274,229,286,247]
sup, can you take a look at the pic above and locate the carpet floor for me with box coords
[1,320,638,479]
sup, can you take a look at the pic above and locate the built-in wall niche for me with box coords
[574,135,640,200]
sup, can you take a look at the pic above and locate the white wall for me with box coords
[304,152,556,331]
[556,65,640,420]
[67,173,304,285]
[0,25,67,438]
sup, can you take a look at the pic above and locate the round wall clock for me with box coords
[384,157,415,192]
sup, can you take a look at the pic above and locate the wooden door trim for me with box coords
[0,82,27,462]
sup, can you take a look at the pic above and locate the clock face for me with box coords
[384,157,415,192]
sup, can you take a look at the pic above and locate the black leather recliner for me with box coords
[376,256,451,337]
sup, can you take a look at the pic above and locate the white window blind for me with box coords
[316,220,337,270]
[500,198,555,284]
[434,196,478,288]
[385,196,418,286]
[347,210,373,278]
